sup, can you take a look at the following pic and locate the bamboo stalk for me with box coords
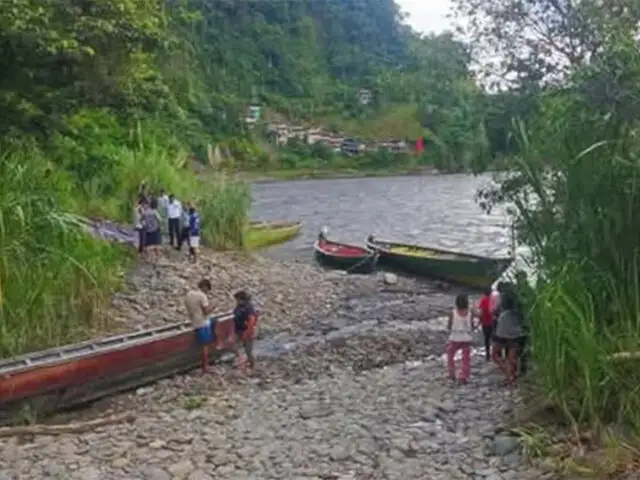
[0,412,135,437]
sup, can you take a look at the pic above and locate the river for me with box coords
[252,173,527,272]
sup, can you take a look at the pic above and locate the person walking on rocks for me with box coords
[491,289,528,385]
[167,194,182,248]
[185,279,216,372]
[476,287,494,361]
[446,294,474,384]
[232,290,258,369]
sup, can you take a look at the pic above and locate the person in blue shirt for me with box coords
[187,205,201,263]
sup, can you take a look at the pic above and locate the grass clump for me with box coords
[0,147,130,358]
[481,30,640,441]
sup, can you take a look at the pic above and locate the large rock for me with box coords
[383,272,398,285]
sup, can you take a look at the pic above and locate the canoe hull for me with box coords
[313,244,376,274]
[246,221,302,250]
[0,313,237,424]
[366,238,512,289]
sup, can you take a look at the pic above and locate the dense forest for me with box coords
[0,0,506,175]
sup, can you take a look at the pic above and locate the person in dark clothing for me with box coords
[232,290,258,368]
[492,289,529,384]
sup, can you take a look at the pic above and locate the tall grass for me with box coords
[77,123,251,250]
[0,147,130,358]
[505,126,640,431]
[0,124,251,358]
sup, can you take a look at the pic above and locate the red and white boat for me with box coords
[0,312,241,422]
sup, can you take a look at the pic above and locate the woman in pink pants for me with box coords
[446,294,475,384]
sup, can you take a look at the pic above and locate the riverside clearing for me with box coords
[0,248,550,479]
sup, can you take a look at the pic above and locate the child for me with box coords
[476,287,494,361]
[491,289,527,385]
[446,294,474,384]
[232,290,258,369]
[187,205,201,263]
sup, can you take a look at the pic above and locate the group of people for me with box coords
[134,184,202,263]
[185,279,258,371]
[446,281,530,385]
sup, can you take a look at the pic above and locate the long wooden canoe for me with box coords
[0,312,240,424]
[314,235,377,274]
[366,235,513,289]
[246,220,302,250]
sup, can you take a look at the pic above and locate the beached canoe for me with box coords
[246,220,302,250]
[365,236,513,289]
[0,311,248,424]
[314,236,377,274]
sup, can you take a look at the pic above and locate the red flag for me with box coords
[415,136,425,154]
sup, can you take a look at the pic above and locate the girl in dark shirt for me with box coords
[233,290,258,368]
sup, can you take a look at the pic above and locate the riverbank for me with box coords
[237,165,441,182]
[2,243,636,478]
[0,244,551,479]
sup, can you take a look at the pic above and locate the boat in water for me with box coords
[0,312,242,424]
[365,235,513,288]
[246,220,302,250]
[314,231,377,274]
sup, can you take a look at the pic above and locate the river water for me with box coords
[252,173,526,271]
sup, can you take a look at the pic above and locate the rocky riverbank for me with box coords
[0,338,551,480]
[0,247,553,479]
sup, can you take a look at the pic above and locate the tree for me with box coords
[451,0,640,88]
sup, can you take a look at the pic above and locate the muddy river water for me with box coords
[251,173,518,261]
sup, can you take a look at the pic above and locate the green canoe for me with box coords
[245,220,302,250]
[365,235,513,289]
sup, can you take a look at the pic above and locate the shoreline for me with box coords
[236,166,446,183]
[0,247,628,478]
[0,246,549,479]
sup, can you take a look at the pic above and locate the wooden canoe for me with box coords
[314,236,377,274]
[366,235,513,289]
[0,312,244,424]
[246,220,302,250]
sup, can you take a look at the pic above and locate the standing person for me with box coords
[476,287,494,361]
[491,290,528,385]
[446,294,475,384]
[185,279,216,372]
[187,204,201,263]
[158,189,169,233]
[177,201,191,252]
[134,195,146,255]
[167,194,182,248]
[142,197,162,264]
[232,290,259,369]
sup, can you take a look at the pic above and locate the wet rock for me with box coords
[489,434,520,456]
[383,272,398,285]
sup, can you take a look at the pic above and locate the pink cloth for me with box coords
[446,341,471,380]
[490,291,501,312]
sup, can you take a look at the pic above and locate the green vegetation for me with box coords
[461,0,640,468]
[0,135,249,358]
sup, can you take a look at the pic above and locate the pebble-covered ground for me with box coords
[0,249,554,479]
